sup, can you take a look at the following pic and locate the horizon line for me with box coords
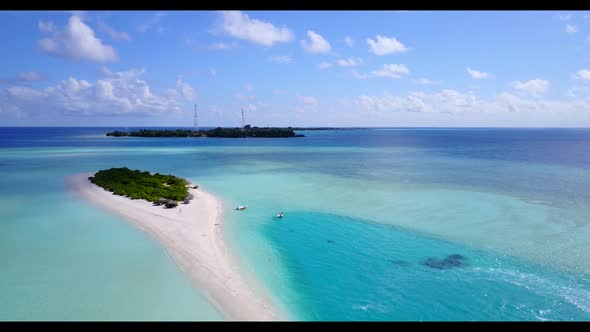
[3,126,590,129]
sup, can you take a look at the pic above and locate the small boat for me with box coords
[235,205,248,210]
[277,212,284,218]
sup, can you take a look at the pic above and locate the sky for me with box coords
[2,10,590,127]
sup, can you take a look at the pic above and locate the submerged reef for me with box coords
[423,254,468,270]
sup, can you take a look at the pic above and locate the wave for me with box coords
[471,266,590,315]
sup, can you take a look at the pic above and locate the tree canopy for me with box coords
[106,127,303,138]
[89,167,189,203]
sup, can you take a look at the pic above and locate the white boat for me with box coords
[235,205,248,210]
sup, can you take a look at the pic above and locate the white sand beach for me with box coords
[68,173,284,321]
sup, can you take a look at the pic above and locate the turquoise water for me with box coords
[0,127,589,321]
[0,170,224,320]
[263,211,589,320]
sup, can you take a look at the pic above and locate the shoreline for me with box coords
[68,173,284,321]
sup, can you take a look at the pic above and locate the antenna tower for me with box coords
[194,104,199,131]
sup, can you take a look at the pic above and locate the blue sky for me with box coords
[2,10,590,127]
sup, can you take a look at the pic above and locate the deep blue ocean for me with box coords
[1,127,589,320]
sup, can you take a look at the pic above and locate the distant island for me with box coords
[88,167,195,208]
[107,126,303,138]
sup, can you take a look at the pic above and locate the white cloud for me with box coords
[509,79,550,96]
[98,20,131,42]
[17,71,43,82]
[344,90,590,126]
[336,57,363,67]
[575,69,590,82]
[352,70,369,79]
[176,78,197,101]
[38,15,117,62]
[66,11,86,19]
[270,55,293,64]
[295,94,319,113]
[366,35,408,55]
[234,92,254,102]
[301,30,332,54]
[353,89,589,116]
[318,61,333,69]
[558,13,572,21]
[344,36,354,47]
[353,64,410,79]
[466,67,491,79]
[297,94,318,107]
[567,85,590,98]
[566,24,578,34]
[38,20,56,33]
[137,11,165,33]
[218,11,293,46]
[209,68,217,77]
[99,66,139,78]
[413,78,438,85]
[5,86,45,100]
[233,88,267,119]
[209,41,238,50]
[0,68,195,116]
[355,90,480,114]
[370,64,410,79]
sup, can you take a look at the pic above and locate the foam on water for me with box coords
[471,267,590,314]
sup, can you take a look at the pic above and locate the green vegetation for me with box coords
[88,167,190,205]
[107,129,203,137]
[106,126,303,138]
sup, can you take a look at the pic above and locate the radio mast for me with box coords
[194,104,199,131]
[241,108,245,128]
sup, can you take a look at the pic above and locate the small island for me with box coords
[89,167,195,208]
[70,170,283,320]
[106,126,304,138]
